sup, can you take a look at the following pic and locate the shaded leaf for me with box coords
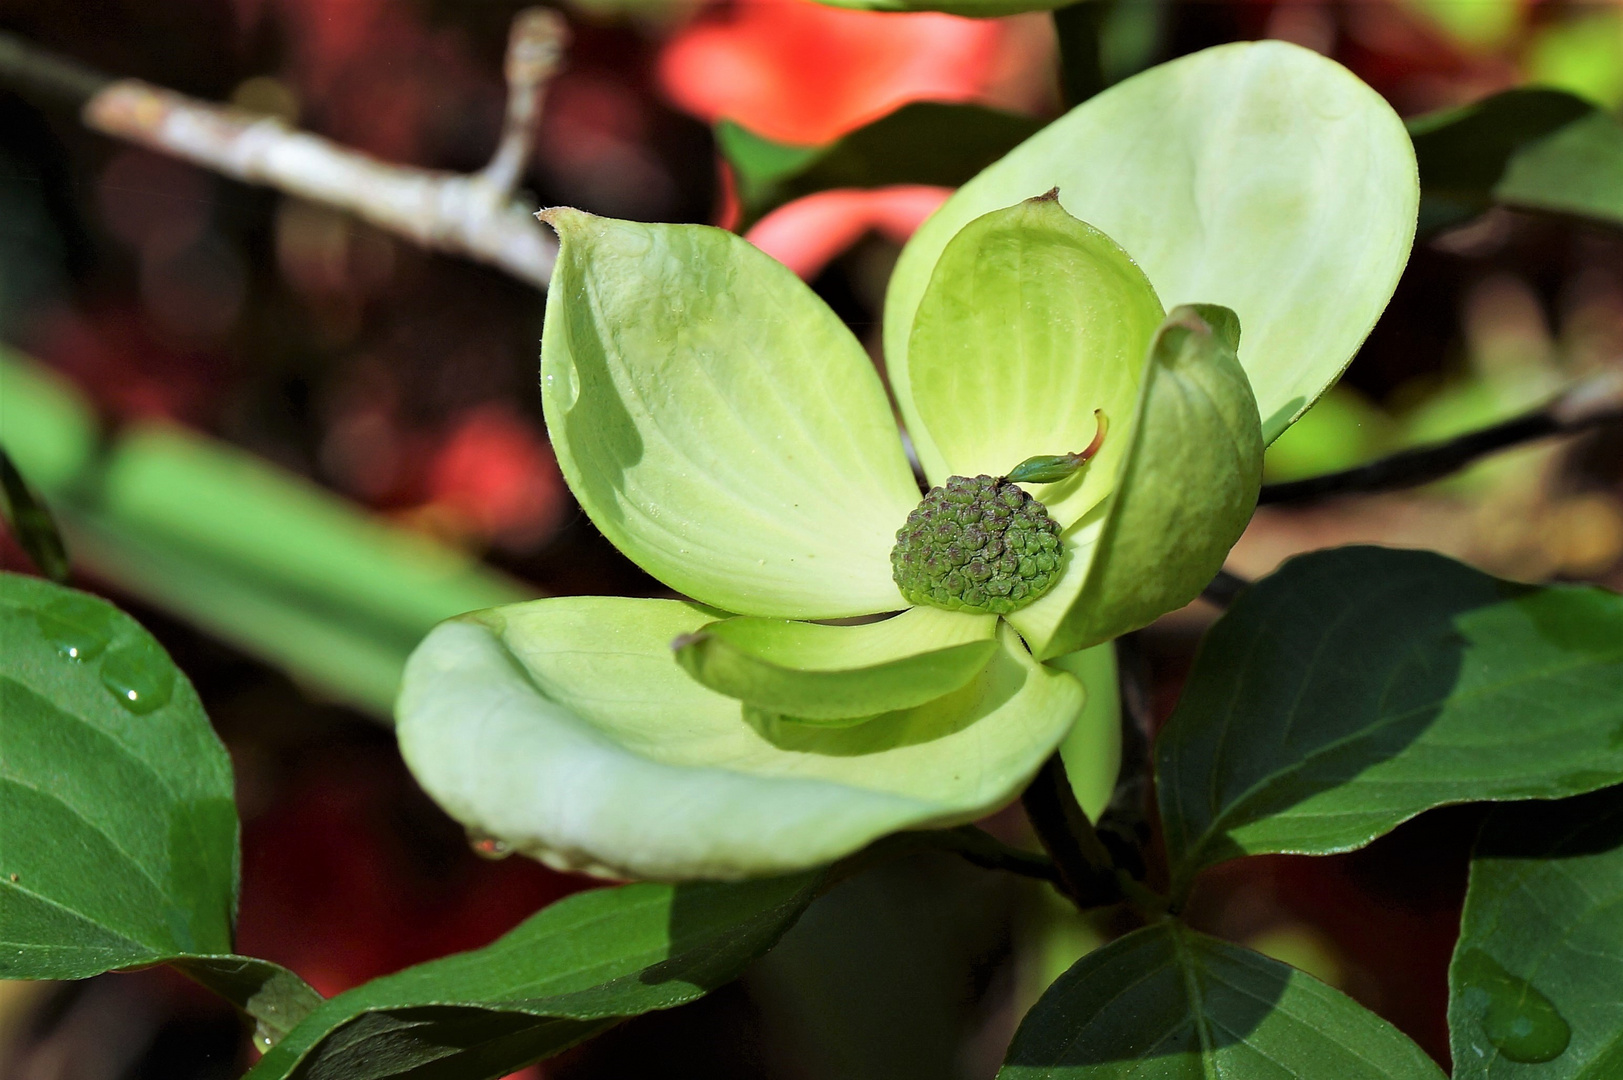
[1409,87,1623,235]
[1156,547,1623,895]
[999,921,1443,1078]
[717,104,1042,224]
[1451,787,1623,1076]
[246,873,820,1080]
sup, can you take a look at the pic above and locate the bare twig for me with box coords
[1260,369,1623,506]
[481,8,566,196]
[0,9,567,289]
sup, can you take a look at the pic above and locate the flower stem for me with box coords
[1022,755,1133,912]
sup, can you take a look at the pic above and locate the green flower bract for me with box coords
[394,41,1418,882]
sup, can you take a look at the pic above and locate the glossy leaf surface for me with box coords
[999,922,1443,1079]
[247,874,818,1080]
[888,41,1417,465]
[0,573,321,1041]
[540,208,920,620]
[397,597,1080,880]
[675,606,998,722]
[1157,547,1623,893]
[1007,305,1262,660]
[1451,787,1623,1077]
[1,573,236,974]
[907,195,1162,529]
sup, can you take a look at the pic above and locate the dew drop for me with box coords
[467,828,513,860]
[1458,949,1571,1063]
[34,594,116,661]
[252,1021,275,1052]
[99,638,174,714]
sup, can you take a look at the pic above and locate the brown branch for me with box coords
[0,9,567,289]
[1260,369,1623,506]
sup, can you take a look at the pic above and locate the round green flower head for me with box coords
[893,475,1063,614]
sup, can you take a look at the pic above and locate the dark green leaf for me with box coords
[1,572,236,972]
[717,103,1042,224]
[1409,87,1623,234]
[246,873,821,1080]
[1156,547,1623,895]
[998,921,1443,1078]
[1051,0,1169,108]
[1451,787,1623,1076]
[0,573,321,1040]
[176,956,327,1049]
[0,443,69,580]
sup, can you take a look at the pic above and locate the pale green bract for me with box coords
[396,41,1417,882]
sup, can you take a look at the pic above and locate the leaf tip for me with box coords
[670,630,710,653]
[536,205,589,233]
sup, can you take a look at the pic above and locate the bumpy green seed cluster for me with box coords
[891,474,1064,615]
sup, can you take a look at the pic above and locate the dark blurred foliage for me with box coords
[3,1,1623,1077]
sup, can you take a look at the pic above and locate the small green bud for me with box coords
[1006,410,1110,485]
[891,475,1064,615]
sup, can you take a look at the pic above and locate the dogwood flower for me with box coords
[395,41,1417,881]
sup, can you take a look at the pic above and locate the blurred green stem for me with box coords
[1260,370,1623,504]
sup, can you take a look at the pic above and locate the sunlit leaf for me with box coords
[397,597,1080,880]
[247,874,819,1080]
[906,194,1162,529]
[540,208,920,621]
[1007,305,1261,660]
[889,41,1417,459]
[0,573,320,1042]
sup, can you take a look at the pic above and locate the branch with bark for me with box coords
[0,9,565,288]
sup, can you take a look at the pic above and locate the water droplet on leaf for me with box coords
[99,638,174,714]
[467,829,513,860]
[1458,949,1571,1063]
[35,594,115,661]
